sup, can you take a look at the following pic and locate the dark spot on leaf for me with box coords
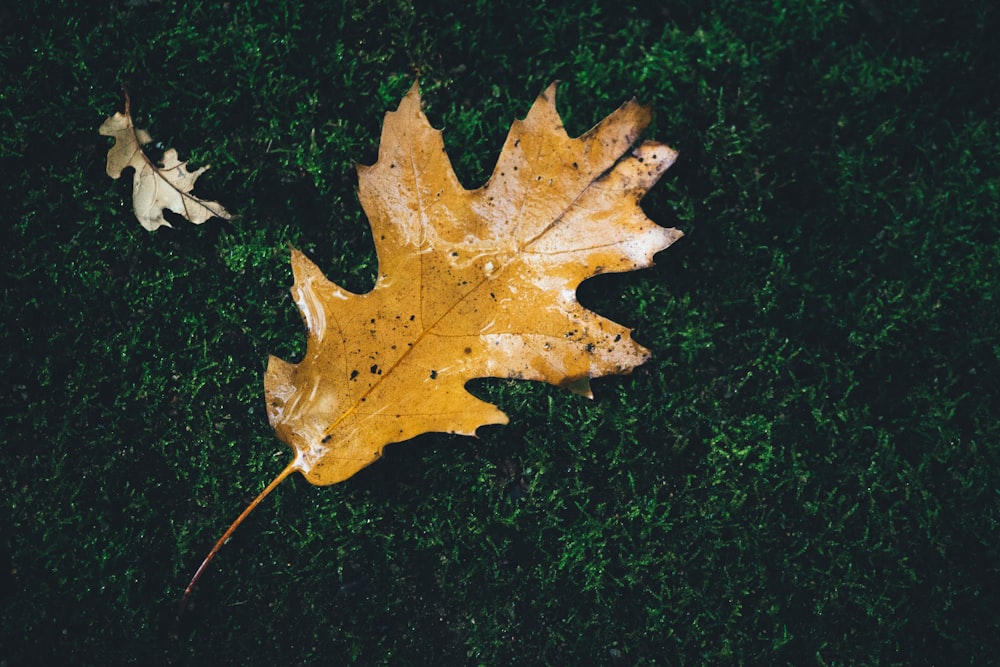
[430,370,438,379]
[321,435,332,443]
[350,369,359,380]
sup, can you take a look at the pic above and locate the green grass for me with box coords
[2,0,999,664]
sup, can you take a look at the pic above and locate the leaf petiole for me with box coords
[181,461,298,605]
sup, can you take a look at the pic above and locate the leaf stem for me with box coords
[181,461,298,604]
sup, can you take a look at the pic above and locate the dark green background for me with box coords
[2,0,998,664]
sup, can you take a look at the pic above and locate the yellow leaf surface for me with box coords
[265,82,682,486]
[99,95,231,231]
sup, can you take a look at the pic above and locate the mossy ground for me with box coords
[2,1,999,664]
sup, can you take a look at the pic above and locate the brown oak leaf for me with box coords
[99,94,231,231]
[183,82,681,600]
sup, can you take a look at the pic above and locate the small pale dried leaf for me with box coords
[265,82,682,486]
[99,96,231,231]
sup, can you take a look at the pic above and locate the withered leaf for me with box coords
[184,83,681,601]
[99,94,231,231]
